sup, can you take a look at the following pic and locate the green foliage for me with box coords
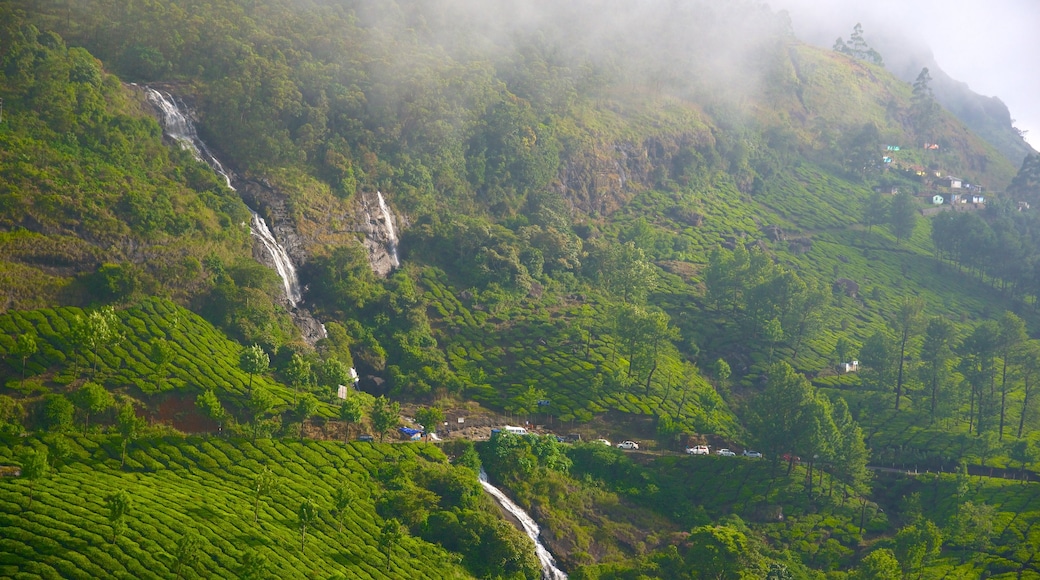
[0,437,477,577]
[73,381,114,431]
[20,446,49,509]
[370,396,401,442]
[414,406,445,433]
[240,344,271,392]
[855,548,900,580]
[195,390,227,431]
[106,488,132,543]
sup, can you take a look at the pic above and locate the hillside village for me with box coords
[2,2,1040,579]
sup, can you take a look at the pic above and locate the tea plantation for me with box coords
[0,436,481,579]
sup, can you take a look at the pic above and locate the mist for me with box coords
[764,0,1040,151]
[350,0,796,108]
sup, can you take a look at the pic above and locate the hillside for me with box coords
[3,0,1040,578]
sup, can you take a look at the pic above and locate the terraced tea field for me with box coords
[0,436,473,579]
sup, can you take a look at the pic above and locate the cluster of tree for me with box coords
[931,202,1040,301]
[747,362,871,500]
[571,516,795,579]
[0,9,253,308]
[704,244,829,361]
[374,446,541,579]
[832,23,884,66]
[852,308,1040,440]
[861,189,919,241]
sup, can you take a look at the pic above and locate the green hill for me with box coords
[0,436,533,579]
[3,0,1040,578]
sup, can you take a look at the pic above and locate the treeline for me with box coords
[931,203,1040,300]
[852,305,1040,445]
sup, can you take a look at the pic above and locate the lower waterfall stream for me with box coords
[480,469,568,580]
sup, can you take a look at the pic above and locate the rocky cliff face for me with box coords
[556,132,714,216]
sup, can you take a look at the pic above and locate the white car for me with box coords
[717,448,736,457]
[595,438,612,446]
[685,445,710,455]
[617,440,639,450]
[742,450,763,458]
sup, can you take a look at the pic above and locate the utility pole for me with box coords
[0,97,4,123]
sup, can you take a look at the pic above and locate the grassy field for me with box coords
[0,436,474,579]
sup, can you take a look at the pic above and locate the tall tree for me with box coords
[891,297,925,410]
[239,344,270,393]
[147,338,174,389]
[13,330,38,386]
[859,331,897,398]
[298,497,317,550]
[252,467,275,524]
[370,396,401,442]
[116,402,142,469]
[996,312,1027,439]
[73,381,114,432]
[286,353,312,406]
[911,68,940,140]
[958,321,1000,434]
[918,316,956,422]
[45,394,75,434]
[73,307,121,378]
[600,241,657,304]
[339,397,364,444]
[247,385,275,442]
[888,192,918,242]
[332,486,356,533]
[20,447,49,510]
[295,394,318,443]
[414,405,445,435]
[1017,340,1040,438]
[830,397,871,502]
[316,358,351,396]
[379,518,404,572]
[106,489,132,543]
[747,362,814,474]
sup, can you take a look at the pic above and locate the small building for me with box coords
[839,360,860,374]
[942,193,964,205]
[1017,201,1030,211]
[874,185,899,195]
[940,176,963,189]
[970,194,985,204]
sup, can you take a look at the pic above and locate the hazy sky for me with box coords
[765,0,1040,152]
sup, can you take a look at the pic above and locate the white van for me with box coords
[503,425,528,435]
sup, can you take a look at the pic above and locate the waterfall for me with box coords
[376,191,400,268]
[249,211,303,305]
[144,86,302,306]
[479,469,568,580]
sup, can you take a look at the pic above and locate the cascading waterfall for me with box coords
[479,469,568,580]
[144,86,303,306]
[248,211,303,305]
[376,191,400,268]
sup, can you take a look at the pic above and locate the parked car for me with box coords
[742,450,763,458]
[595,438,612,446]
[685,445,710,455]
[717,448,736,457]
[617,440,639,450]
[357,434,374,442]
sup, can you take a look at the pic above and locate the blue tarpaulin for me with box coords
[399,427,422,440]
